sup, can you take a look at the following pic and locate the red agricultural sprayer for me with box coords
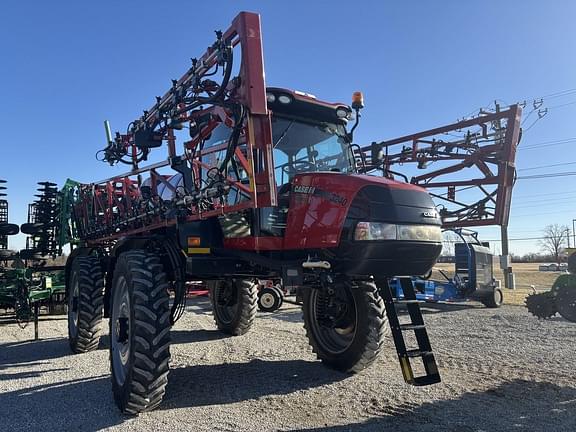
[45,12,522,414]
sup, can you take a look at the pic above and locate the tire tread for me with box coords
[69,256,104,353]
[111,251,171,415]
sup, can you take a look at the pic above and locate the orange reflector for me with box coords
[187,236,201,247]
[352,91,364,110]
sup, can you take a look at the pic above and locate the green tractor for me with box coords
[525,249,576,322]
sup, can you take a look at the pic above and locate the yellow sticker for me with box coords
[187,247,211,254]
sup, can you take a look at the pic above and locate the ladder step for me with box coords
[394,299,421,305]
[399,323,426,331]
[379,278,441,387]
[405,349,433,358]
[413,374,442,386]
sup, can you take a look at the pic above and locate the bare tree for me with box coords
[539,224,569,264]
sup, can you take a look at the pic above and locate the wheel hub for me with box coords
[68,273,80,337]
[111,277,131,385]
[116,317,129,344]
[334,323,355,335]
[260,292,275,308]
[495,289,503,305]
[310,284,358,355]
[214,282,239,324]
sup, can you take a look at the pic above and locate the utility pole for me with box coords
[494,102,514,289]
[573,219,576,248]
[501,225,512,287]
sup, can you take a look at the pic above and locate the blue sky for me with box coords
[1,1,575,253]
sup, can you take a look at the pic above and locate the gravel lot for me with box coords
[1,298,575,432]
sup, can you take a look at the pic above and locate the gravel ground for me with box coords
[1,298,575,432]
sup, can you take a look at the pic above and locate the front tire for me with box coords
[302,280,387,373]
[68,256,104,353]
[210,279,257,335]
[110,250,171,414]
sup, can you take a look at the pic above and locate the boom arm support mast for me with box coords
[72,12,276,245]
[360,105,522,228]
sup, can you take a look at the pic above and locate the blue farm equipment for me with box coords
[390,229,504,308]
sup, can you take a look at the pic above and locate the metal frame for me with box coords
[363,105,522,228]
[0,179,9,251]
[72,12,277,245]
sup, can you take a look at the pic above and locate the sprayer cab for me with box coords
[181,87,443,278]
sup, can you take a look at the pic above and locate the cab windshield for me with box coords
[272,116,355,185]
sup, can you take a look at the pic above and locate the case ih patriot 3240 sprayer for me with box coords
[55,12,521,413]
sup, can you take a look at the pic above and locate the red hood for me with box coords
[283,172,429,249]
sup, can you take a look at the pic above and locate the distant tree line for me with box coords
[510,252,567,263]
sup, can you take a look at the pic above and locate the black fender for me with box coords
[103,236,185,318]
[103,238,155,317]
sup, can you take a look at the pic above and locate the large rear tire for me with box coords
[302,280,387,373]
[210,279,257,335]
[110,250,171,414]
[68,256,104,353]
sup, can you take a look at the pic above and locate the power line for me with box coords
[512,194,576,205]
[525,88,576,100]
[516,171,576,180]
[481,236,548,242]
[461,87,576,120]
[512,210,574,217]
[513,189,576,199]
[518,137,576,151]
[481,238,562,242]
[512,201,576,210]
[517,161,576,171]
[548,100,576,110]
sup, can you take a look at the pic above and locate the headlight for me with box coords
[354,222,441,242]
[354,222,396,241]
[397,225,442,242]
[336,107,351,119]
[278,95,292,104]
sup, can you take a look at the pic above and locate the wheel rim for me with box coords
[309,285,357,355]
[495,290,503,305]
[260,292,276,309]
[68,271,79,338]
[215,282,238,324]
[111,276,131,386]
